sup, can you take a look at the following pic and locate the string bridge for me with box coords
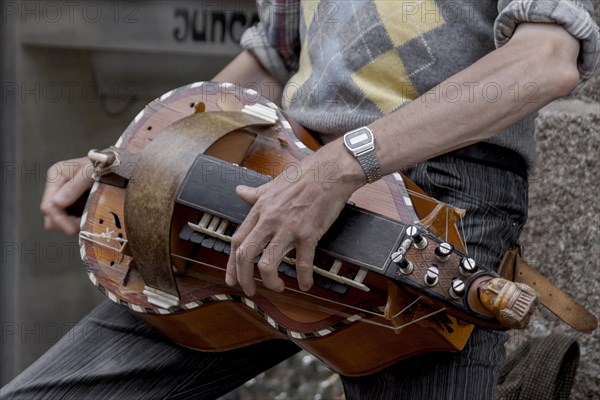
[181,213,370,293]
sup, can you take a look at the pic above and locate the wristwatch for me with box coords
[343,126,382,183]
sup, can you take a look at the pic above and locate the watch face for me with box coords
[344,128,373,150]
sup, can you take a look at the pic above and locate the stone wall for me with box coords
[514,103,599,399]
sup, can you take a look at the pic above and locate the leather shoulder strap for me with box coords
[499,247,598,333]
[124,111,275,302]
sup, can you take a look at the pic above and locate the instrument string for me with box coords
[390,296,423,320]
[459,219,469,255]
[445,205,449,243]
[80,231,127,253]
[403,187,469,254]
[393,307,447,330]
[403,188,438,203]
[171,253,383,318]
[170,253,444,332]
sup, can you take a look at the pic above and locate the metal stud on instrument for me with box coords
[435,242,453,262]
[392,251,413,275]
[449,279,466,299]
[406,225,427,250]
[424,266,439,286]
[459,257,477,276]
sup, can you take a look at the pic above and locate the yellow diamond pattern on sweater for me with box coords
[353,0,445,114]
[301,0,319,30]
[351,50,419,114]
[376,0,445,46]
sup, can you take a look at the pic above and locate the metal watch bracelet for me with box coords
[356,149,382,183]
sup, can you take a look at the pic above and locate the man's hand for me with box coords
[225,144,365,296]
[40,157,94,236]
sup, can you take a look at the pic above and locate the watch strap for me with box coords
[356,149,382,183]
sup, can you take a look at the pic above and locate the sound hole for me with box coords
[110,212,122,229]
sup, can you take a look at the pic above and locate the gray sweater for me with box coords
[241,0,599,174]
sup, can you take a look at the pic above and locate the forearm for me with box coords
[372,23,579,173]
[212,50,284,105]
[322,23,582,187]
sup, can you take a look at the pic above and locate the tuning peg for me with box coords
[459,257,477,275]
[449,279,466,299]
[406,225,427,249]
[424,266,439,286]
[88,149,115,165]
[435,242,453,262]
[392,251,413,275]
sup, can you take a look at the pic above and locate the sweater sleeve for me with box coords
[495,0,600,90]
[240,0,301,84]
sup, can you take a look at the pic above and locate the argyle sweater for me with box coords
[241,0,599,173]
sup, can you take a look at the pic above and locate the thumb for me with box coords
[236,185,262,205]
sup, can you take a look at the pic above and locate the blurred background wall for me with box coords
[1,1,598,399]
[1,0,257,386]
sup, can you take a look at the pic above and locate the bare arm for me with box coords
[372,22,580,173]
[226,22,582,296]
[328,22,581,186]
[213,50,284,105]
